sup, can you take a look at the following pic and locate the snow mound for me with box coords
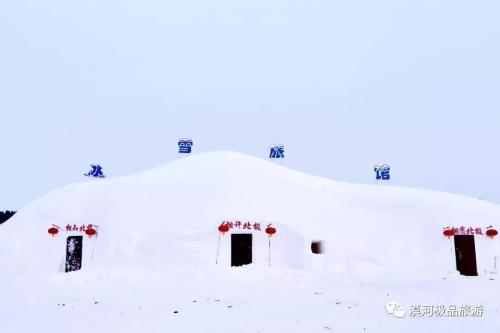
[1,151,499,280]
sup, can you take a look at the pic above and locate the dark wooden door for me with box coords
[454,235,478,276]
[65,236,83,273]
[231,234,252,267]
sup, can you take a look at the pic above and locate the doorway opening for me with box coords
[231,234,252,267]
[65,236,83,273]
[454,235,478,276]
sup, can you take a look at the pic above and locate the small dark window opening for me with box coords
[311,241,324,254]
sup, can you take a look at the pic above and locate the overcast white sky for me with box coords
[1,0,499,209]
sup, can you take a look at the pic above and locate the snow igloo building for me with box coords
[0,151,499,279]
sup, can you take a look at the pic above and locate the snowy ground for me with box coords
[2,267,499,333]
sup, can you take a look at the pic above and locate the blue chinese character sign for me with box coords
[84,164,106,178]
[178,139,193,154]
[269,145,285,159]
[374,164,390,181]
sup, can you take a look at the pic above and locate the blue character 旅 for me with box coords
[269,145,285,159]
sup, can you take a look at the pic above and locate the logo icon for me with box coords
[386,301,405,318]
